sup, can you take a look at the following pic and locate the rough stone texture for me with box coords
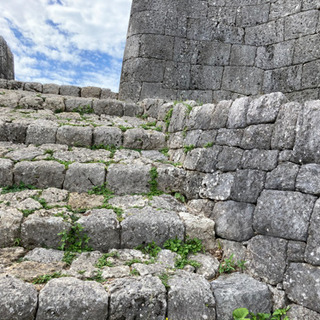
[168,271,216,320]
[0,208,23,247]
[56,125,92,147]
[37,277,109,320]
[211,273,272,320]
[284,263,320,314]
[0,158,13,186]
[0,275,37,320]
[253,190,316,241]
[286,304,320,320]
[93,126,122,147]
[0,36,14,80]
[26,120,58,145]
[296,164,320,195]
[109,276,166,320]
[24,248,64,263]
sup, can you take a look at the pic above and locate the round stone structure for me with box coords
[119,0,320,103]
[0,36,14,80]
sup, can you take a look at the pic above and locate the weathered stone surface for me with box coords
[26,120,58,145]
[0,208,23,247]
[189,253,220,280]
[216,128,243,147]
[43,83,60,95]
[241,124,273,149]
[102,265,131,279]
[286,304,320,320]
[241,149,278,171]
[0,247,26,267]
[81,86,101,98]
[246,235,287,285]
[156,249,178,268]
[77,209,120,252]
[14,160,65,189]
[168,271,216,320]
[59,85,80,97]
[168,103,189,133]
[41,187,68,205]
[109,276,166,320]
[93,126,122,147]
[212,273,272,319]
[211,201,254,241]
[0,158,13,186]
[296,164,320,195]
[288,241,306,263]
[24,248,64,263]
[64,162,105,193]
[56,125,92,147]
[157,164,186,194]
[0,275,37,320]
[5,122,28,143]
[227,96,251,128]
[93,99,124,116]
[220,239,247,262]
[37,277,109,320]
[121,207,184,248]
[284,263,320,313]
[67,192,104,210]
[253,190,316,241]
[187,104,215,130]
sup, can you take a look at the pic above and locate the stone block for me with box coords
[81,86,101,98]
[144,131,167,150]
[216,146,243,171]
[0,158,13,186]
[109,276,166,320]
[24,82,43,93]
[122,34,140,61]
[241,124,273,150]
[123,128,146,149]
[210,100,232,129]
[247,235,288,285]
[212,273,272,319]
[19,96,44,109]
[270,0,301,20]
[121,207,184,248]
[197,41,231,66]
[230,169,266,203]
[118,81,142,103]
[42,83,60,94]
[287,241,306,263]
[190,65,224,91]
[163,61,191,90]
[64,97,93,112]
[43,96,65,112]
[157,165,186,194]
[24,248,64,264]
[168,272,216,320]
[59,85,80,97]
[26,120,58,145]
[5,122,28,143]
[77,209,120,252]
[14,161,65,189]
[265,162,300,191]
[236,3,270,27]
[0,275,37,320]
[230,45,256,66]
[211,200,254,241]
[187,104,215,130]
[294,33,320,64]
[296,164,320,195]
[302,0,320,10]
[140,34,174,60]
[216,128,243,147]
[253,190,316,241]
[93,126,122,147]
[184,170,204,200]
[241,149,279,171]
[302,60,320,89]
[168,103,189,133]
[286,304,320,320]
[56,125,92,147]
[64,163,106,193]
[284,263,320,313]
[0,208,23,247]
[37,277,109,320]
[93,99,124,116]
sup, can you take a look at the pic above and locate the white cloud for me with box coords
[0,0,132,91]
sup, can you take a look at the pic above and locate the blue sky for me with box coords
[0,0,132,92]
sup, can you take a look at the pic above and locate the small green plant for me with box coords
[88,183,114,200]
[14,238,22,246]
[118,125,132,132]
[147,167,163,197]
[21,209,35,217]
[136,241,162,258]
[158,272,170,289]
[91,144,118,158]
[44,149,54,156]
[95,254,115,268]
[219,254,246,274]
[160,148,169,157]
[233,307,290,320]
[183,144,195,154]
[204,142,214,148]
[174,192,186,203]
[87,270,105,283]
[73,105,94,115]
[175,257,201,269]
[32,272,65,284]
[130,268,140,276]
[164,237,204,258]
[1,182,37,194]
[125,258,142,266]
[164,108,174,130]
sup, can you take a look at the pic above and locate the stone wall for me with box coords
[0,36,14,80]
[119,0,320,103]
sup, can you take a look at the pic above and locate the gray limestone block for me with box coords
[183,146,222,173]
[123,128,147,149]
[210,100,232,129]
[292,101,320,164]
[247,235,288,285]
[219,239,247,262]
[0,90,22,108]
[241,124,273,149]
[236,3,270,27]
[59,85,80,97]
[284,263,320,313]
[198,41,231,66]
[184,170,205,200]
[302,0,320,10]
[178,211,216,250]
[43,96,65,112]
[64,97,93,112]
[140,82,177,102]
[188,199,215,219]
[140,34,174,60]
[168,103,189,133]
[93,99,124,116]
[122,34,140,61]
[198,129,217,147]
[93,126,122,147]
[77,209,120,252]
[211,200,255,241]
[245,20,284,46]
[5,122,28,143]
[222,66,263,95]
[187,104,215,130]
[26,120,58,145]
[230,44,256,66]
[101,88,118,100]
[241,149,279,171]
[296,164,320,195]
[294,33,320,64]
[124,102,143,117]
[216,128,244,147]
[0,158,13,186]
[56,125,92,147]
[305,199,320,265]
[216,146,243,171]
[227,96,252,128]
[168,271,216,320]
[144,131,167,150]
[163,61,191,90]
[302,60,320,89]
[24,248,64,264]
[118,81,142,103]
[247,92,288,125]
[263,65,302,93]
[271,102,301,150]
[106,161,151,195]
[265,162,300,191]
[211,273,272,319]
[64,163,106,193]
[81,86,101,98]
[121,207,184,248]
[24,82,43,93]
[286,304,320,320]
[284,10,319,40]
[177,90,213,104]
[0,275,37,320]
[253,190,316,241]
[7,80,23,90]
[157,164,186,194]
[230,169,266,203]
[168,132,184,149]
[199,172,234,201]
[21,214,71,249]
[184,129,202,147]
[109,276,166,320]
[0,79,8,88]
[37,277,109,320]
[0,208,23,247]
[287,241,306,263]
[14,161,65,189]
[270,0,301,20]
[138,98,163,118]
[256,40,295,70]
[19,96,44,109]
[42,83,60,94]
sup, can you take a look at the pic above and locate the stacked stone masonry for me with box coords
[0,36,14,80]
[120,0,320,103]
[1,87,320,319]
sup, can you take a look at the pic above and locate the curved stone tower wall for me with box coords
[119,0,320,103]
[0,36,14,80]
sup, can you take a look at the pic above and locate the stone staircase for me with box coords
[0,84,317,320]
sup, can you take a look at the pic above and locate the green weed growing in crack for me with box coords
[164,108,173,130]
[72,105,94,115]
[32,272,67,284]
[1,182,37,194]
[174,192,186,203]
[158,272,170,289]
[183,144,195,154]
[233,306,290,320]
[219,254,246,274]
[146,167,163,198]
[135,241,162,258]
